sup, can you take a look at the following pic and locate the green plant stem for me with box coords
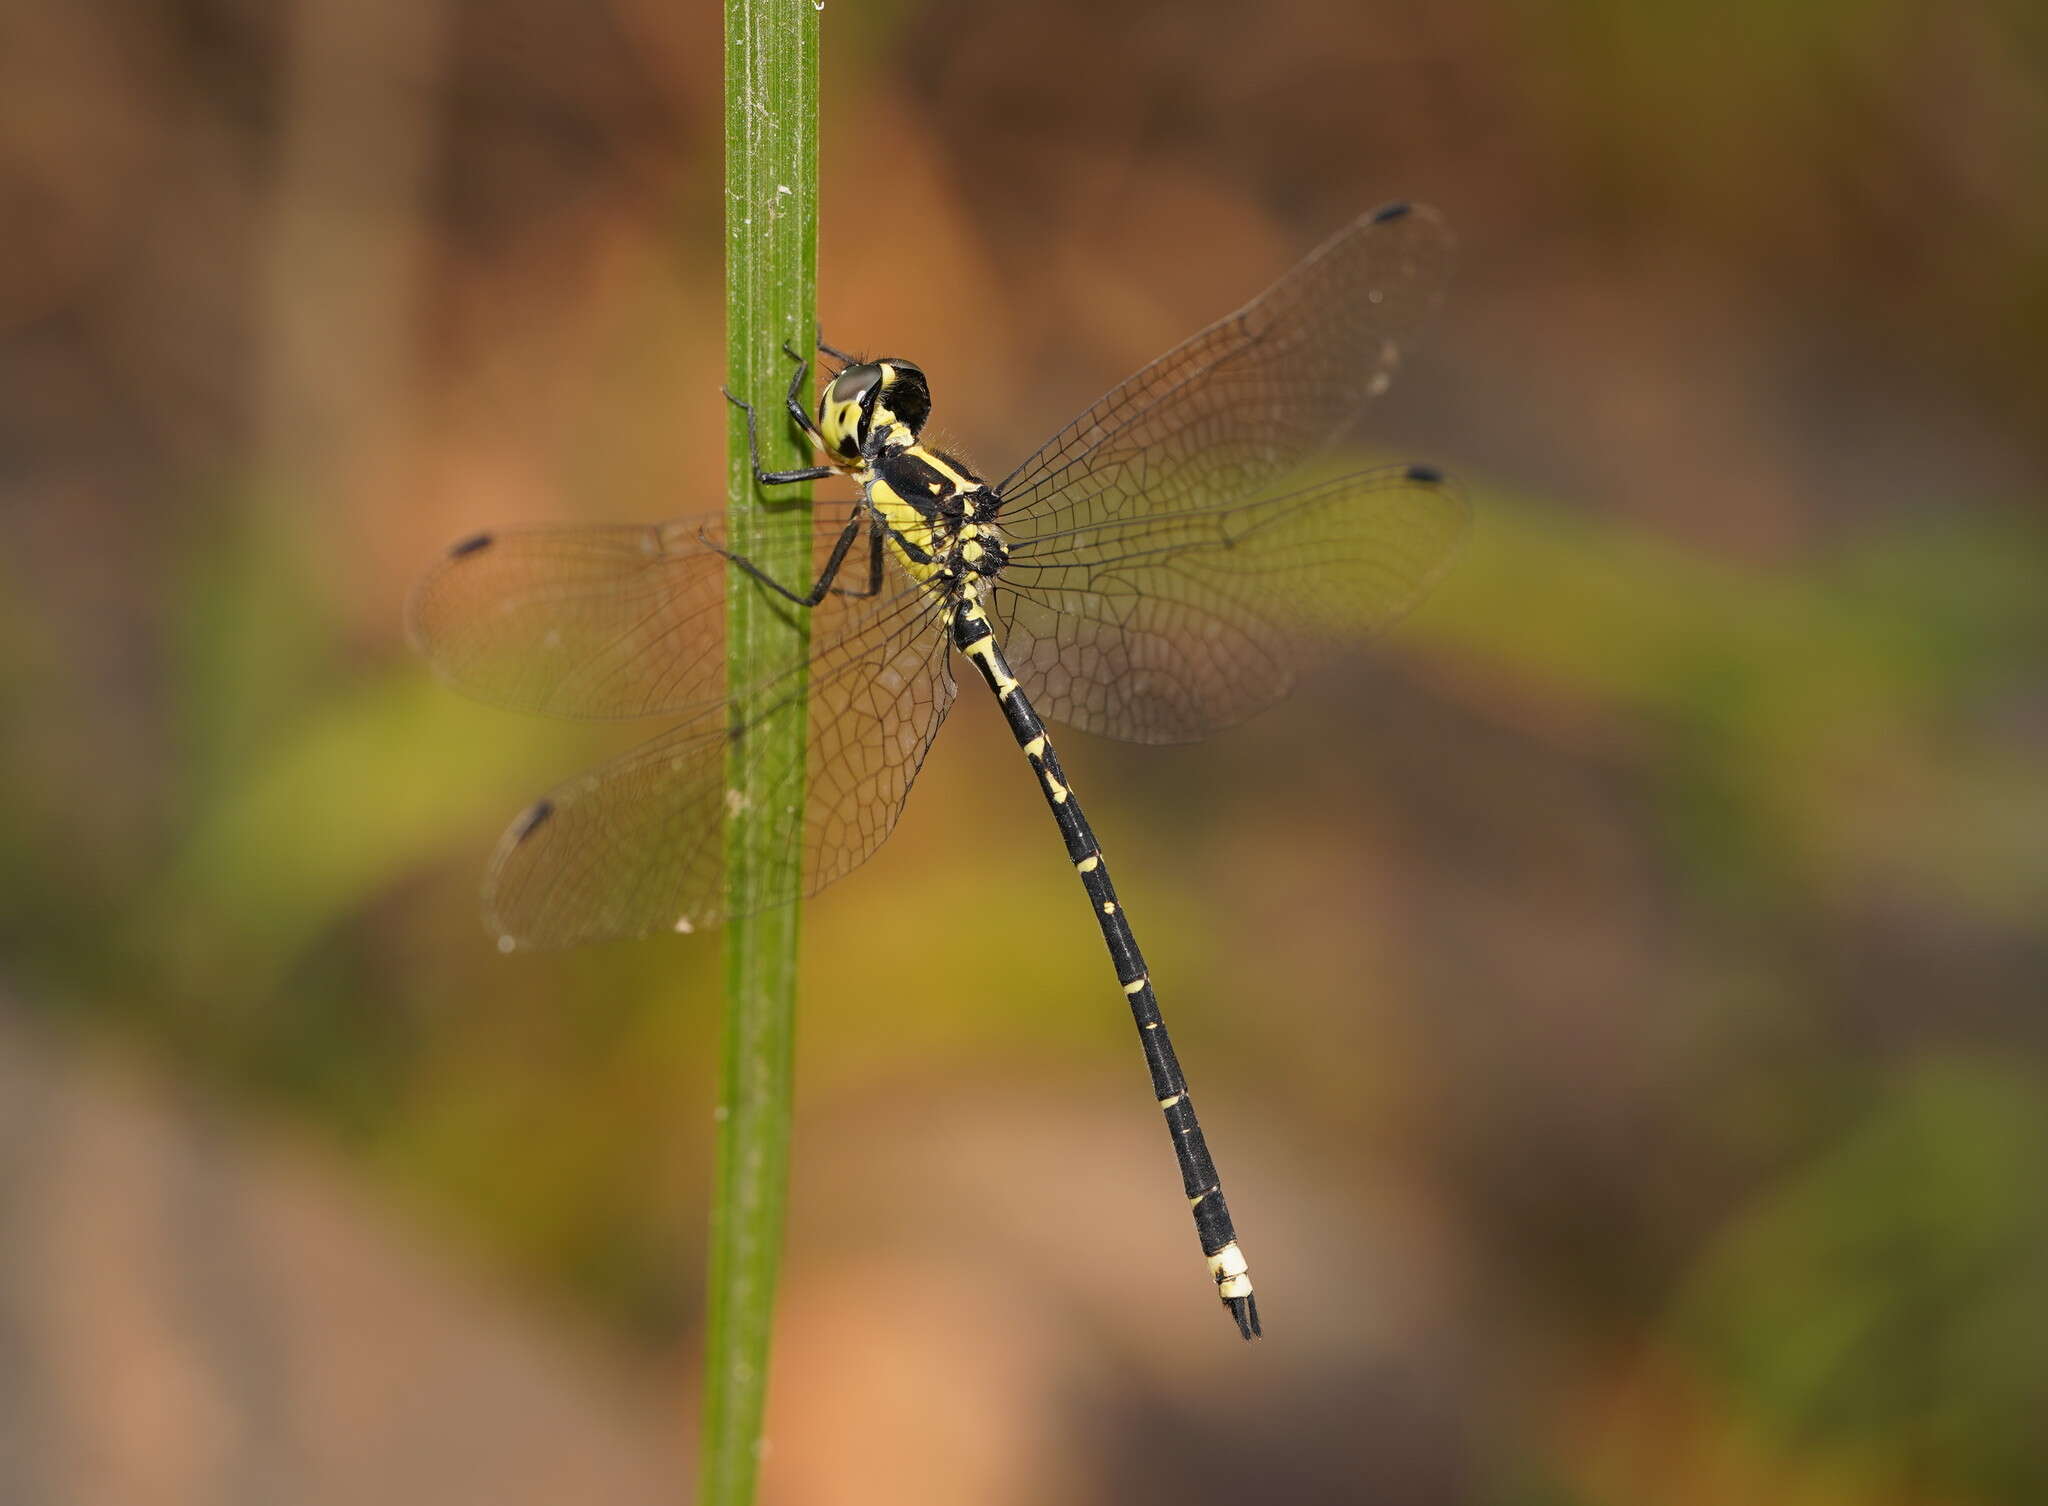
[704,1,816,1502]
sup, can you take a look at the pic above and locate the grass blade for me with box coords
[703,0,817,1500]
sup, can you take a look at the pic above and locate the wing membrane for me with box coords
[484,572,956,948]
[995,466,1467,743]
[989,203,1460,743]
[996,203,1453,535]
[406,506,882,720]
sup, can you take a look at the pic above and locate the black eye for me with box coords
[826,364,883,408]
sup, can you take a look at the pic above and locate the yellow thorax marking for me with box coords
[920,448,979,492]
[862,442,991,588]
[870,415,916,450]
[866,474,938,581]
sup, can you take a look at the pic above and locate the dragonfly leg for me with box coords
[724,386,836,487]
[704,511,870,608]
[826,518,885,600]
[778,341,836,452]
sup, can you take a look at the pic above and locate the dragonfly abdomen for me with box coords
[947,589,1263,1338]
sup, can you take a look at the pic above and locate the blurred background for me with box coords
[3,0,2045,1501]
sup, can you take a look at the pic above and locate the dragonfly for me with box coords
[407,201,1466,1338]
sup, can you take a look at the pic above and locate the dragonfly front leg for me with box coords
[778,341,839,455]
[724,383,838,488]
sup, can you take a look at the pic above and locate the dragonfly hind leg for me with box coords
[705,511,878,609]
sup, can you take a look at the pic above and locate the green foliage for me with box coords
[1422,494,2047,918]
[1675,1059,2048,1503]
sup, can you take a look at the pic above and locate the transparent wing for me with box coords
[994,465,1468,744]
[483,570,956,949]
[406,505,887,720]
[995,202,1453,535]
[987,201,1461,743]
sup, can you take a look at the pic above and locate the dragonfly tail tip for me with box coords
[1226,1292,1262,1340]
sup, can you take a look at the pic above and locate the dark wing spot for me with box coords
[511,799,554,841]
[1370,201,1413,223]
[1403,463,1444,484]
[449,532,494,558]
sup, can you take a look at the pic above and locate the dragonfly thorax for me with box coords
[864,442,1009,591]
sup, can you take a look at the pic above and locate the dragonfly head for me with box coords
[819,359,931,460]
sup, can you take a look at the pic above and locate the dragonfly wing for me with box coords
[796,582,958,901]
[484,575,957,948]
[995,466,1468,743]
[995,203,1454,536]
[407,506,883,720]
